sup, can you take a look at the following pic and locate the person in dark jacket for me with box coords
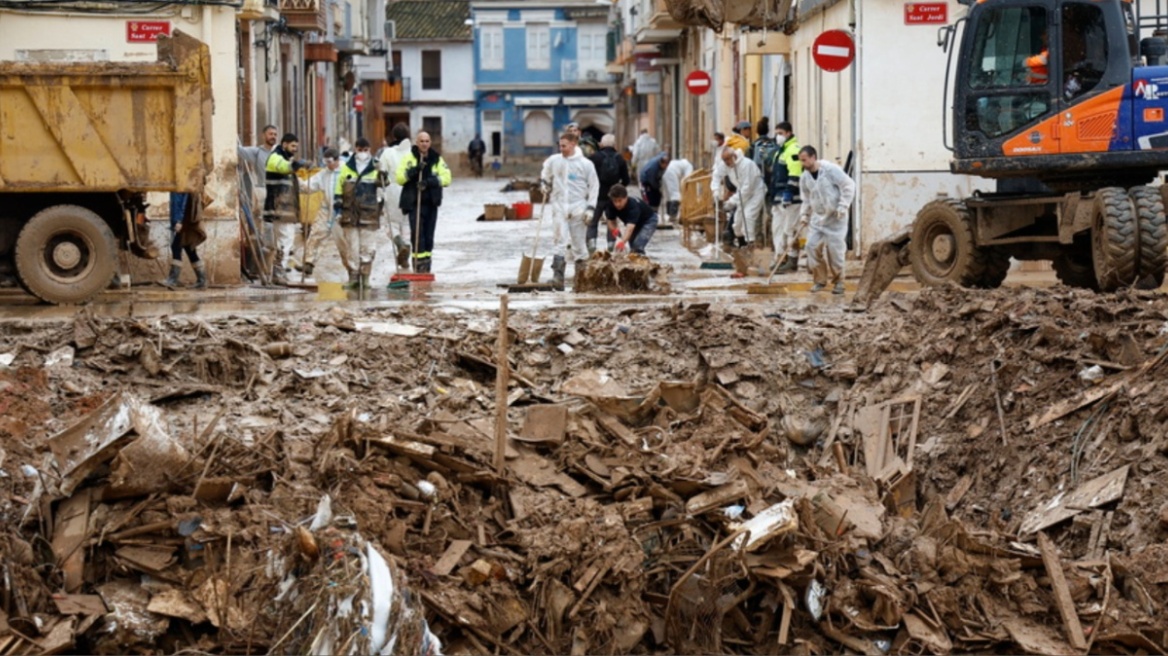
[605,184,658,255]
[638,150,670,209]
[394,131,452,273]
[588,133,630,253]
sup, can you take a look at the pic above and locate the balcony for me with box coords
[305,42,338,62]
[635,0,683,43]
[561,59,609,85]
[382,77,410,104]
[239,0,279,21]
[280,0,326,32]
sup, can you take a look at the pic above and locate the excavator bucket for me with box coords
[851,228,912,309]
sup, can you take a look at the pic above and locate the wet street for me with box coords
[0,176,1060,320]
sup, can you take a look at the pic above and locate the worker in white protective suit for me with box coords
[377,122,413,270]
[629,129,659,183]
[540,131,599,291]
[798,145,856,295]
[720,147,767,247]
[661,157,694,225]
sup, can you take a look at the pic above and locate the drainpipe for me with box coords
[850,0,862,253]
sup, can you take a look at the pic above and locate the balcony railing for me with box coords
[280,0,326,32]
[383,77,410,104]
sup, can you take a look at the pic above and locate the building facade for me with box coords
[383,0,475,167]
[471,0,616,164]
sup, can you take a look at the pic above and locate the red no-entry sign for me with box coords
[685,70,712,96]
[812,30,855,72]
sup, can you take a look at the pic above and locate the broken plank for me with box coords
[1038,532,1087,651]
[1020,465,1128,535]
[51,594,107,616]
[594,413,638,447]
[51,490,91,593]
[432,540,474,577]
[684,479,749,515]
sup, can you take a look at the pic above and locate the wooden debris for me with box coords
[432,539,474,577]
[1038,532,1087,651]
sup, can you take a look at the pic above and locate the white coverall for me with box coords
[540,147,600,261]
[630,134,659,182]
[303,166,351,274]
[663,159,694,202]
[799,160,856,286]
[377,138,412,241]
[724,151,767,243]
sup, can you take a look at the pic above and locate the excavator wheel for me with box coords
[1091,187,1139,291]
[909,198,1009,289]
[14,205,118,305]
[1129,185,1168,289]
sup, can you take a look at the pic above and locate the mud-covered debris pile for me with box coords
[576,251,672,294]
[0,287,1167,654]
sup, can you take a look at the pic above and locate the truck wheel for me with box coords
[1130,185,1168,288]
[1053,248,1099,290]
[1091,187,1138,291]
[14,205,118,305]
[909,199,1006,288]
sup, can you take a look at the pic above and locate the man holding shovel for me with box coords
[540,131,599,291]
[395,131,452,274]
[798,145,855,295]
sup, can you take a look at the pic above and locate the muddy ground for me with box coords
[1,285,1167,654]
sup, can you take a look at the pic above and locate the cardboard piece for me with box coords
[517,405,568,445]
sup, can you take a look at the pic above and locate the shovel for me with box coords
[518,195,549,284]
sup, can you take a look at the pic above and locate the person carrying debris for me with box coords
[299,148,349,280]
[661,156,694,225]
[768,121,804,273]
[639,150,671,210]
[798,145,856,295]
[721,147,767,248]
[264,132,309,285]
[333,138,381,289]
[162,192,207,289]
[395,131,452,274]
[605,184,658,255]
[378,123,413,270]
[589,133,630,253]
[540,131,599,290]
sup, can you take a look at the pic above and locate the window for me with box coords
[965,6,1050,137]
[422,50,441,90]
[524,110,554,146]
[527,25,550,70]
[1061,3,1108,99]
[578,27,606,68]
[422,116,443,151]
[481,25,504,70]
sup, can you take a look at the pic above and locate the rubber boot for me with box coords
[193,262,207,289]
[302,261,315,277]
[394,236,410,270]
[776,251,799,273]
[573,259,588,291]
[345,269,360,289]
[417,258,432,274]
[551,255,566,291]
[587,239,597,256]
[163,261,182,288]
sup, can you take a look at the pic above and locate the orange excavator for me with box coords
[855,0,1168,304]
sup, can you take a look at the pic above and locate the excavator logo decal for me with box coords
[1134,79,1160,100]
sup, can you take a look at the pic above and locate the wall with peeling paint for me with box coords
[0,7,242,284]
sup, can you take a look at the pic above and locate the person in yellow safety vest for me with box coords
[769,122,805,273]
[395,131,452,274]
[333,137,382,289]
[264,133,308,285]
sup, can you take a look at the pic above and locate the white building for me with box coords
[383,0,475,165]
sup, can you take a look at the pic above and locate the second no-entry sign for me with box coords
[685,70,712,96]
[812,30,855,72]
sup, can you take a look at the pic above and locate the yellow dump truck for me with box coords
[0,31,212,304]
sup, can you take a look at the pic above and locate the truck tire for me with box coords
[1091,187,1138,291]
[909,198,1008,288]
[14,205,118,305]
[1053,247,1099,290]
[1130,185,1168,288]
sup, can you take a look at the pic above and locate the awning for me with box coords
[513,96,561,106]
[562,96,611,106]
[570,108,615,133]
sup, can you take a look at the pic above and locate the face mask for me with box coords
[355,152,371,164]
